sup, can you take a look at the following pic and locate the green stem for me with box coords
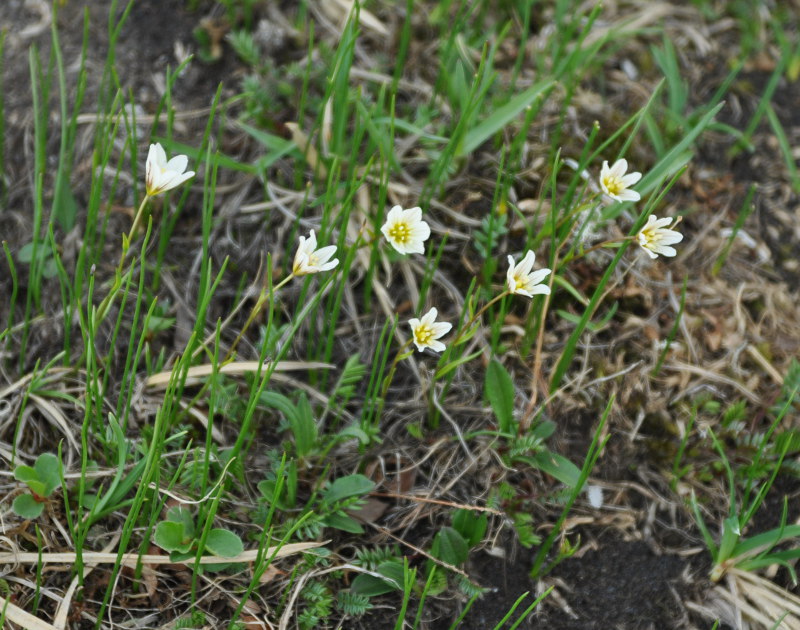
[225,273,294,360]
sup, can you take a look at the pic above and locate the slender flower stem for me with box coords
[450,290,510,346]
[561,235,635,266]
[380,338,413,400]
[125,195,151,257]
[95,196,151,322]
[225,274,294,360]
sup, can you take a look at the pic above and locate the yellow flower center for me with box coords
[603,175,623,196]
[414,324,434,346]
[640,227,660,246]
[388,221,411,244]
[512,272,530,290]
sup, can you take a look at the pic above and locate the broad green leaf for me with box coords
[452,509,488,548]
[205,528,244,558]
[324,512,364,534]
[432,526,469,566]
[291,392,318,457]
[13,494,45,519]
[324,474,375,504]
[336,425,371,446]
[166,506,195,538]
[531,420,556,440]
[154,520,192,554]
[34,453,61,496]
[351,560,404,596]
[14,465,39,485]
[485,359,515,433]
[520,451,580,488]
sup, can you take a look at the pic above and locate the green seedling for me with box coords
[154,505,244,569]
[259,472,375,539]
[485,359,580,488]
[13,453,62,519]
[692,382,800,582]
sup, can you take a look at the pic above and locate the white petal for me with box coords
[652,244,677,257]
[411,221,431,241]
[518,250,536,275]
[658,231,683,245]
[528,268,551,285]
[421,307,438,324]
[153,143,167,167]
[166,154,188,174]
[620,171,642,187]
[405,206,423,223]
[431,321,453,337]
[386,206,402,222]
[609,158,627,178]
[427,339,446,353]
[641,245,659,259]
[617,190,641,202]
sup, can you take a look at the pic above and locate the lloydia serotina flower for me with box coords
[292,230,339,275]
[599,159,641,202]
[381,205,430,255]
[637,215,683,259]
[408,307,452,353]
[145,143,195,197]
[507,251,551,298]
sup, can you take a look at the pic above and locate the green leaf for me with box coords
[351,560,405,596]
[166,506,195,538]
[205,528,244,558]
[53,175,79,231]
[452,509,488,548]
[155,520,192,554]
[14,464,39,485]
[34,453,61,496]
[520,451,580,488]
[460,79,555,156]
[432,526,469,566]
[531,421,556,440]
[291,392,318,457]
[324,474,375,504]
[336,425,371,446]
[435,350,483,379]
[324,512,364,534]
[485,360,515,433]
[12,494,45,519]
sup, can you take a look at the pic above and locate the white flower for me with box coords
[506,250,551,298]
[145,143,195,197]
[408,307,452,353]
[599,159,641,202]
[381,205,430,255]
[637,215,684,259]
[292,230,339,275]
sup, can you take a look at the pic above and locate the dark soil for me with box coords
[461,536,694,630]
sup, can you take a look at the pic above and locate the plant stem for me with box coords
[225,274,294,360]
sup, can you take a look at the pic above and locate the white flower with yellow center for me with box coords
[292,230,339,276]
[507,250,551,298]
[637,215,683,259]
[408,307,452,353]
[381,205,431,255]
[145,142,195,197]
[599,159,641,202]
